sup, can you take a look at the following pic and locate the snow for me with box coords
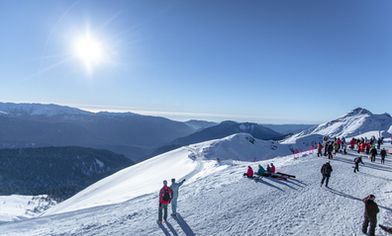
[1,133,392,235]
[283,108,392,144]
[0,195,56,222]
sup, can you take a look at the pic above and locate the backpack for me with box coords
[162,189,170,201]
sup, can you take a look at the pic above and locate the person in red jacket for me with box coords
[158,180,173,224]
[243,166,254,178]
[270,163,276,173]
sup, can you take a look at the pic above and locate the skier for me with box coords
[317,142,323,157]
[354,156,364,173]
[243,166,254,178]
[320,161,333,187]
[170,178,186,217]
[362,194,379,236]
[380,148,387,164]
[370,147,377,162]
[158,180,173,224]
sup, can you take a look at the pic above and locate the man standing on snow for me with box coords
[170,178,185,217]
[380,148,387,164]
[370,147,378,162]
[158,180,173,224]
[362,194,379,236]
[354,156,364,173]
[320,161,333,187]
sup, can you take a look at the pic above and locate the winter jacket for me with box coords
[381,149,387,158]
[321,163,333,177]
[271,165,276,173]
[257,165,266,176]
[159,186,173,205]
[247,167,254,178]
[354,157,364,165]
[170,180,185,199]
[363,198,379,220]
[370,148,377,156]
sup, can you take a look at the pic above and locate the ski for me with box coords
[276,172,296,178]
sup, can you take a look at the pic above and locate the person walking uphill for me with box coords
[320,161,333,187]
[170,178,185,217]
[158,180,173,224]
[362,194,379,236]
[354,156,364,173]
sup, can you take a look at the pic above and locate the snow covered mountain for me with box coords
[154,121,285,156]
[0,102,195,162]
[284,107,392,144]
[1,135,392,235]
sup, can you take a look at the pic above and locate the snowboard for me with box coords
[276,172,296,178]
[379,224,392,233]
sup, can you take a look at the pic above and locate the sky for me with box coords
[0,0,391,124]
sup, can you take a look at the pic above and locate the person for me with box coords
[380,148,387,164]
[362,194,379,236]
[158,180,173,224]
[317,142,323,157]
[327,142,334,159]
[370,147,377,162]
[320,161,333,187]
[270,163,276,173]
[256,164,269,176]
[170,178,186,216]
[354,156,364,173]
[243,166,254,178]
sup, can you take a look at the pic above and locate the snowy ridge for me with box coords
[45,133,310,215]
[283,107,392,144]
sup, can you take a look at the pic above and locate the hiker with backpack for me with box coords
[158,180,173,224]
[354,156,364,173]
[170,178,186,217]
[320,161,333,187]
[362,194,379,236]
[380,148,387,164]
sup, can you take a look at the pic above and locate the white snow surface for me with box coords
[283,108,392,144]
[0,195,55,222]
[2,134,392,235]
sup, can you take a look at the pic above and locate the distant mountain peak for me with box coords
[346,107,372,117]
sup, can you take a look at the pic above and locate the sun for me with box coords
[73,31,104,73]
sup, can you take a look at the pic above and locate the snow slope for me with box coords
[45,133,302,215]
[2,141,392,235]
[284,107,392,144]
[0,195,56,222]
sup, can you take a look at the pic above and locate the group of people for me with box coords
[318,136,391,236]
[244,163,276,178]
[317,137,347,159]
[157,178,186,224]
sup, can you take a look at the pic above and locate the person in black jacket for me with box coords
[362,194,379,236]
[320,161,333,187]
[370,147,377,162]
[380,148,387,164]
[354,156,364,173]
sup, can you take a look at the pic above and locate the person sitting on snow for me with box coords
[256,164,271,177]
[243,166,254,178]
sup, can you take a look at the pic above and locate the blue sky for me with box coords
[0,0,391,123]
